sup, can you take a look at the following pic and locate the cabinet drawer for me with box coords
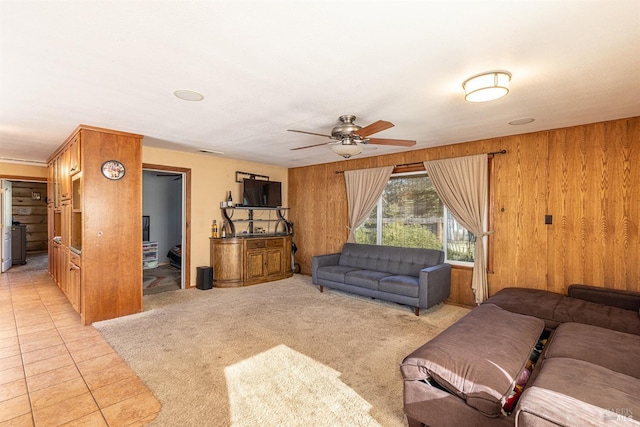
[267,238,284,248]
[246,239,266,249]
[69,252,81,267]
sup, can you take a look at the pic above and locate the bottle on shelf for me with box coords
[211,220,218,238]
[227,191,233,207]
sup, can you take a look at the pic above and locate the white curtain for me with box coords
[344,166,394,242]
[423,154,489,304]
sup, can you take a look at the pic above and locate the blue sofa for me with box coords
[312,243,451,315]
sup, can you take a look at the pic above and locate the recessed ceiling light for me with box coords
[508,118,535,125]
[174,90,204,101]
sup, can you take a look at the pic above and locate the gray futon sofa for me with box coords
[312,243,451,316]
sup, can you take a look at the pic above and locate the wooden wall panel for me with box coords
[446,266,475,307]
[547,118,640,293]
[289,116,640,304]
[491,132,549,294]
[629,118,640,290]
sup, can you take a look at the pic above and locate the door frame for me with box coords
[1,180,12,272]
[142,163,192,288]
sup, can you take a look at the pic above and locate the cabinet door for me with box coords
[69,135,81,175]
[53,157,60,208]
[58,248,69,295]
[52,243,60,285]
[245,250,266,282]
[60,149,71,200]
[266,248,283,277]
[61,201,71,247]
[47,162,54,205]
[69,261,81,313]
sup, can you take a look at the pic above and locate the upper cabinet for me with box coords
[68,134,81,176]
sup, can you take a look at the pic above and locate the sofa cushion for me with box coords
[568,284,640,311]
[338,243,443,277]
[485,287,640,335]
[316,265,361,283]
[344,270,391,290]
[400,303,544,417]
[545,322,640,379]
[516,358,640,426]
[379,275,419,298]
[483,287,564,329]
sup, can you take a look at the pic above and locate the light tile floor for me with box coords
[0,262,160,426]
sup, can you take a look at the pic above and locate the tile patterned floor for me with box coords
[0,264,161,426]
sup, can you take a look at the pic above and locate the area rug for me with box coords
[94,275,470,426]
[7,252,48,272]
[143,264,181,291]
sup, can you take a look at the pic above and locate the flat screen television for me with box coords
[242,179,282,207]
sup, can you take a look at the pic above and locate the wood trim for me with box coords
[0,175,47,182]
[142,163,192,289]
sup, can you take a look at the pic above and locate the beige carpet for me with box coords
[93,275,470,426]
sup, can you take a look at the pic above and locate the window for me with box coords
[355,172,475,264]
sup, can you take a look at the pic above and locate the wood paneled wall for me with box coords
[288,116,640,305]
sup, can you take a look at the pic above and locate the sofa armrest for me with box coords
[418,263,451,309]
[311,253,341,284]
[568,284,640,312]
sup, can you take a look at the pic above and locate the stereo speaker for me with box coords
[196,266,213,290]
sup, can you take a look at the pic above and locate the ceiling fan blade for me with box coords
[287,129,333,138]
[367,138,416,147]
[290,141,333,151]
[356,120,394,137]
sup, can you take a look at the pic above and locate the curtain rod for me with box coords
[334,149,507,174]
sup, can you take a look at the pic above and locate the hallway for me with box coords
[0,260,160,426]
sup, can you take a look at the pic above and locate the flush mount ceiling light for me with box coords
[174,89,204,101]
[463,71,511,102]
[330,138,363,159]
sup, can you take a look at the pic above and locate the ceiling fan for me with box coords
[288,115,416,158]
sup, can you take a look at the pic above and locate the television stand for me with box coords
[220,206,291,237]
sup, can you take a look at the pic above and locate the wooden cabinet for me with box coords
[69,251,81,312]
[48,125,143,325]
[68,134,81,176]
[60,147,71,200]
[11,225,27,265]
[211,235,292,288]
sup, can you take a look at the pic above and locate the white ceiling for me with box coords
[1,1,639,168]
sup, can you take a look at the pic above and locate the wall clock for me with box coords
[101,160,126,180]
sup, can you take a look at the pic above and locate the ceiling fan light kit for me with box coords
[330,140,364,158]
[463,71,511,102]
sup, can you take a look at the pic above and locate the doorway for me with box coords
[142,164,191,294]
[1,179,48,273]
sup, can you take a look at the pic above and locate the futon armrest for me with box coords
[568,284,640,312]
[311,253,341,284]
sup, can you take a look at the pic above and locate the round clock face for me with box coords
[101,160,126,180]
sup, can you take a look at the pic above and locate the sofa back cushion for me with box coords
[338,243,443,277]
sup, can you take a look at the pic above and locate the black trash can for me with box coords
[196,266,213,290]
